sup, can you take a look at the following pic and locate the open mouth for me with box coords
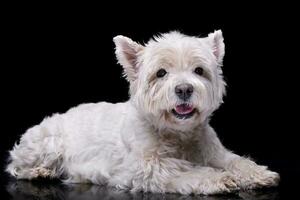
[171,104,196,119]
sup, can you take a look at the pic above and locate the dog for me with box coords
[6,30,279,195]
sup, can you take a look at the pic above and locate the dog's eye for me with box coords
[194,67,204,76]
[156,68,167,78]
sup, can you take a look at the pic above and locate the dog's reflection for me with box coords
[6,180,279,200]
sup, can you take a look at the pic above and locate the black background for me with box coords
[1,2,299,200]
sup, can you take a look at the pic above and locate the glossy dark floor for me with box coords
[4,179,283,200]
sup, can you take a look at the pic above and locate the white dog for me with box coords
[6,30,279,195]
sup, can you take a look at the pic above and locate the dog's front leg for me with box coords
[131,156,238,195]
[201,126,280,189]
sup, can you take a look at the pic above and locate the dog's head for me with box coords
[113,31,226,132]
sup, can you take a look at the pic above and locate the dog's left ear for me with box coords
[113,35,144,82]
[207,30,225,65]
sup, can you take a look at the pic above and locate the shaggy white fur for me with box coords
[6,30,279,195]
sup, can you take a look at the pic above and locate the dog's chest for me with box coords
[157,134,204,164]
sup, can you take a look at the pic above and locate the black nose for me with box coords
[175,83,194,101]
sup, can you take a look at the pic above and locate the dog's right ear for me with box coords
[113,36,144,82]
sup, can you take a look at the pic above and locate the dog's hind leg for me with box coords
[6,114,64,180]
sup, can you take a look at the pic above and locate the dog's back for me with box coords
[6,101,136,183]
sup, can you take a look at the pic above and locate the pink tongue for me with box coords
[175,104,194,114]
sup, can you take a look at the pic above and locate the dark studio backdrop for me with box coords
[1,3,299,200]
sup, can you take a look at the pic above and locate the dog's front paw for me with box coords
[167,171,239,195]
[231,159,280,189]
[202,172,239,194]
[240,167,279,189]
[194,172,239,195]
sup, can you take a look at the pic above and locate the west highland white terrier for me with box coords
[6,30,279,195]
